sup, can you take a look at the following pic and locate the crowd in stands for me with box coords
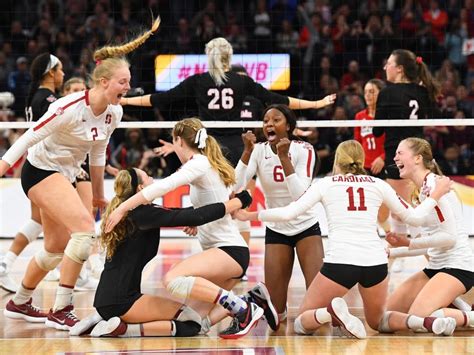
[0,0,473,176]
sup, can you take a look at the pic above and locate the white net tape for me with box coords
[1,118,473,129]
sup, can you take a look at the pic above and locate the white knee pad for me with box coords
[430,309,445,318]
[377,311,394,333]
[64,232,95,264]
[294,315,312,335]
[19,220,43,243]
[235,219,251,233]
[166,276,196,299]
[35,249,63,271]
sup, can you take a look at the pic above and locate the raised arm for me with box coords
[277,139,314,199]
[1,104,72,176]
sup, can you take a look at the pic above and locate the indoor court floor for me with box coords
[0,237,473,354]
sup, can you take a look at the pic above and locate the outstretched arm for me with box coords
[287,95,336,110]
[121,95,153,107]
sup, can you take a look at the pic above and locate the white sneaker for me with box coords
[70,311,103,336]
[327,297,367,339]
[91,317,127,337]
[424,317,457,336]
[0,263,19,293]
[44,268,60,282]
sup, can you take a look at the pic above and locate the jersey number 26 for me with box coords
[208,88,234,109]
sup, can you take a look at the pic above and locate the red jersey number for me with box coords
[91,127,98,141]
[346,186,367,211]
[273,165,284,182]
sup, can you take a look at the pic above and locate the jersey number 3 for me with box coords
[346,187,367,211]
[208,88,234,109]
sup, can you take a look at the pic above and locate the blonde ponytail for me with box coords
[91,17,161,86]
[100,170,140,259]
[205,37,232,86]
[173,117,236,187]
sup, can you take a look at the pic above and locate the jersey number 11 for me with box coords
[346,187,367,211]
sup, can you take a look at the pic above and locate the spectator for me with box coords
[437,143,470,175]
[7,57,31,117]
[110,128,150,170]
[275,20,299,55]
[423,0,449,43]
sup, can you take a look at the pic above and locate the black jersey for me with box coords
[93,202,226,314]
[150,71,289,136]
[26,88,58,121]
[373,83,438,153]
[373,83,439,179]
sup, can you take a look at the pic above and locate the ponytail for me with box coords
[26,53,56,110]
[91,17,160,86]
[205,37,233,86]
[391,49,441,103]
[173,117,236,187]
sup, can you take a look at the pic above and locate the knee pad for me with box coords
[35,249,63,271]
[294,315,312,335]
[166,276,195,299]
[377,311,394,333]
[19,220,43,243]
[390,217,408,234]
[235,219,251,233]
[430,309,445,318]
[64,232,95,264]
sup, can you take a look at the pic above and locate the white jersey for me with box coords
[2,90,122,182]
[235,141,318,236]
[416,173,473,271]
[259,174,441,266]
[141,154,247,250]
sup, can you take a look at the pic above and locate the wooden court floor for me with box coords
[0,237,473,354]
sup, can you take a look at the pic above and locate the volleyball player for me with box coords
[71,168,252,337]
[373,49,441,234]
[354,78,389,231]
[235,140,456,338]
[234,104,324,330]
[385,138,474,330]
[0,53,64,293]
[121,37,336,167]
[0,18,160,330]
[104,118,270,339]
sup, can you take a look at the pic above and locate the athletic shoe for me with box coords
[4,298,47,322]
[0,267,19,293]
[247,282,279,331]
[45,304,80,330]
[219,302,264,339]
[327,297,367,339]
[44,268,60,282]
[279,307,288,322]
[423,317,456,336]
[91,317,127,337]
[69,311,103,336]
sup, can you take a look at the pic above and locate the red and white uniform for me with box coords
[235,140,317,236]
[392,173,473,271]
[141,154,246,250]
[259,174,441,266]
[354,109,385,169]
[2,90,122,182]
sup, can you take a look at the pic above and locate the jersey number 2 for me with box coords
[91,127,98,141]
[208,88,234,109]
[346,187,367,211]
[409,100,419,120]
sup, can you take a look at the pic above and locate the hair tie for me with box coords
[194,128,208,149]
[416,56,423,64]
[43,54,60,75]
[127,168,139,192]
[96,59,102,66]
